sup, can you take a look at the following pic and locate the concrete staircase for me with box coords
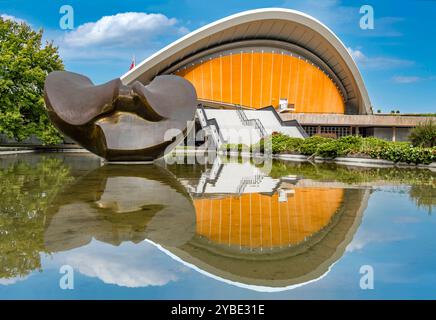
[197,104,307,147]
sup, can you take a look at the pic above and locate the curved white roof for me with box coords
[121,8,372,114]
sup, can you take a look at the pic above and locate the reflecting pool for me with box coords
[0,153,435,299]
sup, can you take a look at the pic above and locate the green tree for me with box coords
[0,17,64,144]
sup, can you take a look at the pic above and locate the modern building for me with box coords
[122,8,435,143]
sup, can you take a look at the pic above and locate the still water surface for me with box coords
[0,153,435,299]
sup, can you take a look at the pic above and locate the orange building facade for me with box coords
[176,48,345,114]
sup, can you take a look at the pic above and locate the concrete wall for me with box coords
[282,113,436,127]
[0,134,41,145]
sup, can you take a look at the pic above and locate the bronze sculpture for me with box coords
[44,71,197,161]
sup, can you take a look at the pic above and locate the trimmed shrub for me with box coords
[409,121,436,147]
[271,134,303,154]
[369,143,435,164]
[360,137,388,155]
[251,133,436,165]
[368,142,410,162]
[317,141,342,158]
[253,134,303,154]
[299,135,332,155]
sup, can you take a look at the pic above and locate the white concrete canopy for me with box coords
[121,8,372,115]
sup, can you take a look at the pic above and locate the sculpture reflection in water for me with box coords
[0,155,371,291]
[43,164,196,251]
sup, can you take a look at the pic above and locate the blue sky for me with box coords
[1,0,435,113]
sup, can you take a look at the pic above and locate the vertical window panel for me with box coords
[221,55,231,103]
[210,58,220,101]
[261,53,272,107]
[241,53,252,107]
[279,53,289,102]
[231,52,242,105]
[175,50,345,113]
[270,52,282,108]
[201,60,212,100]
[251,53,262,108]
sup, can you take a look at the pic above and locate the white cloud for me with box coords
[0,14,26,24]
[392,76,435,84]
[347,47,414,69]
[53,12,189,67]
[346,230,414,252]
[53,241,186,288]
[62,12,188,48]
[347,47,366,63]
[392,76,422,84]
[67,253,177,287]
[0,275,29,286]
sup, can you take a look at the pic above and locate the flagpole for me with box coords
[129,54,136,71]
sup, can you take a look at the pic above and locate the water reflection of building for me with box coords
[185,156,298,196]
[156,188,368,291]
[163,158,369,290]
[1,157,369,291]
[194,190,345,250]
[184,157,346,250]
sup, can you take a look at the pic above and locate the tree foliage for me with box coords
[0,158,73,279]
[0,17,64,144]
[409,121,436,148]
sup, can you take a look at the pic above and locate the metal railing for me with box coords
[235,105,267,138]
[197,103,227,146]
[235,174,264,195]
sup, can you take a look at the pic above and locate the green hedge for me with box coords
[252,133,436,165]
